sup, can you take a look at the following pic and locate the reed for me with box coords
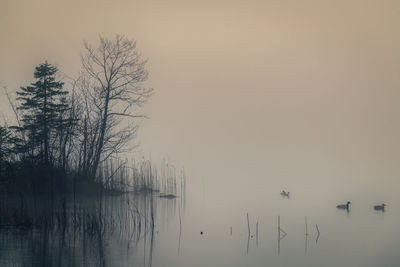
[96,157,186,197]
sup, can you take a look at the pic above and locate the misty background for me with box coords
[1,0,400,205]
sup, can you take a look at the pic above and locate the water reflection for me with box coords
[315,224,321,244]
[305,216,309,254]
[277,216,287,255]
[0,192,182,267]
[1,183,398,267]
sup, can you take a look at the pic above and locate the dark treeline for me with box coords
[0,35,156,196]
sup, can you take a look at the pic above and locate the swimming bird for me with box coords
[280,190,290,198]
[374,203,386,211]
[336,201,351,210]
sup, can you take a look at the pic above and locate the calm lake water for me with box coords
[1,176,399,267]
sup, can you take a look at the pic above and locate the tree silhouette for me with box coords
[0,126,12,179]
[79,35,152,179]
[15,62,68,167]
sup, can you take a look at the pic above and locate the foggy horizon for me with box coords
[1,1,400,266]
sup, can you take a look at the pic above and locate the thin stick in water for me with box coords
[305,216,308,236]
[247,213,250,237]
[256,221,259,246]
[247,213,250,254]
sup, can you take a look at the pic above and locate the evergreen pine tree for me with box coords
[16,62,68,167]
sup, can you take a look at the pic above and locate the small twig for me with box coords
[278,216,287,240]
[256,221,259,246]
[247,213,250,238]
[305,216,309,236]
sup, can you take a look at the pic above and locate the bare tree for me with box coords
[80,35,152,179]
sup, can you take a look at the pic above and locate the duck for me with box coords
[373,203,386,211]
[336,201,351,210]
[280,190,290,198]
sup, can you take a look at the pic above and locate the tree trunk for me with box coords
[43,79,49,166]
[90,88,110,179]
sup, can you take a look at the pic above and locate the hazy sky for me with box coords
[1,0,400,192]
